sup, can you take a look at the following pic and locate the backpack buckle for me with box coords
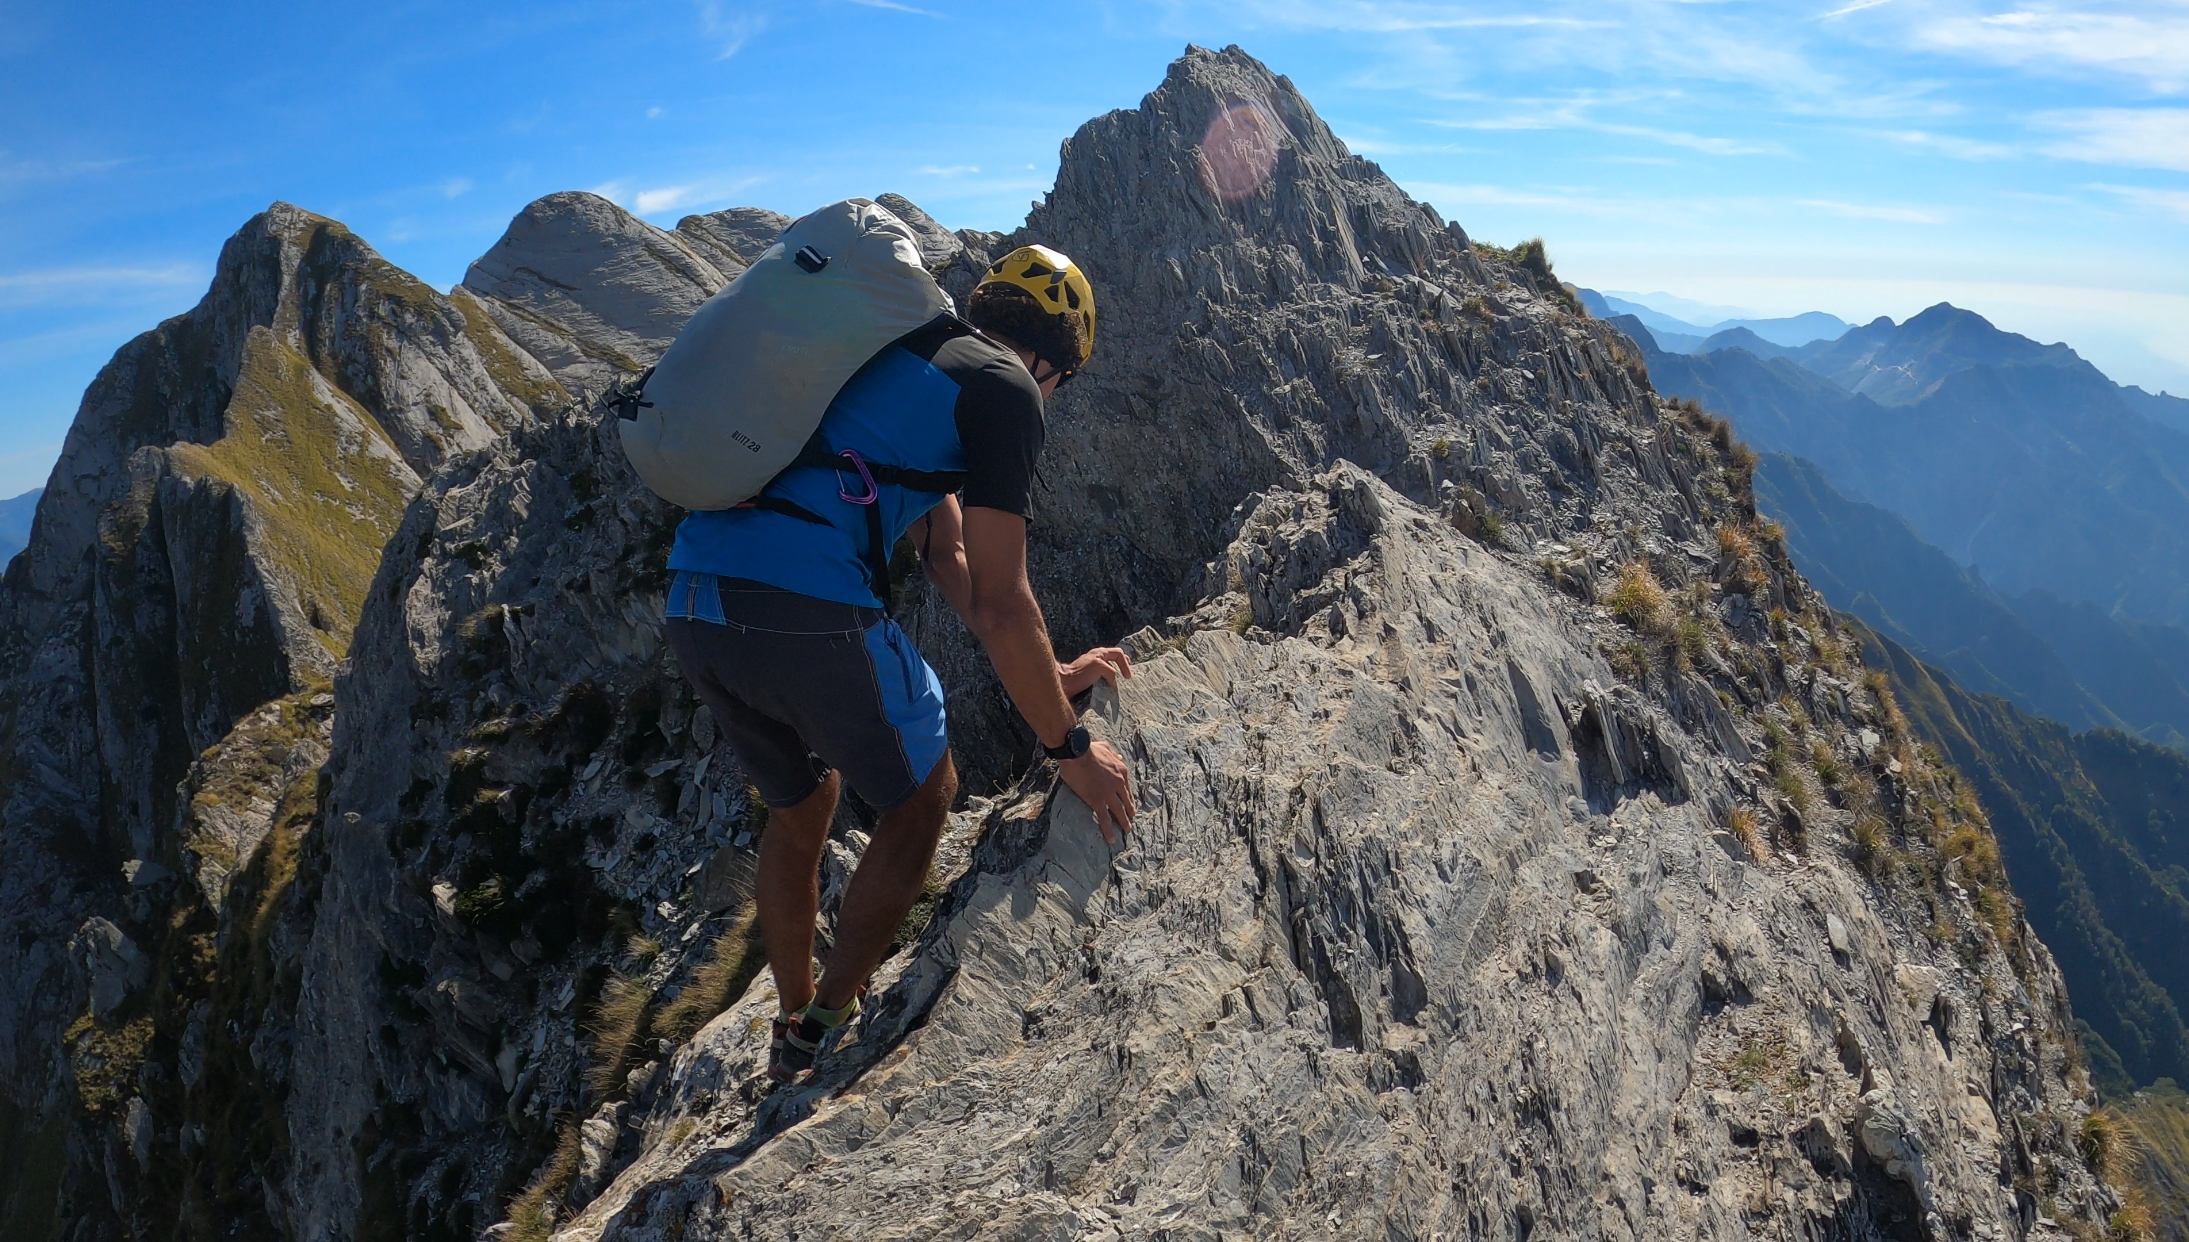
[605,365,655,422]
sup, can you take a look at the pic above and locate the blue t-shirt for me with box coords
[667,320,1045,607]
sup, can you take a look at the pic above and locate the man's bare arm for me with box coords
[909,497,972,624]
[961,506,1134,839]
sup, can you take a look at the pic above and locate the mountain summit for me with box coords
[0,46,2125,1240]
[1793,303,2084,406]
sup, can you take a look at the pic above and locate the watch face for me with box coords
[1050,725,1090,760]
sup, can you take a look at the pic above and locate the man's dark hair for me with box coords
[965,283,1086,374]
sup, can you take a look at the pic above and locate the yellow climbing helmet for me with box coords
[975,244,1096,366]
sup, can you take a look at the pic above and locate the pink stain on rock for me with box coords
[1197,101,1286,202]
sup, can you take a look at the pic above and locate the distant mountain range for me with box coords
[1616,304,2189,630]
[1576,288,1850,350]
[0,489,38,566]
[1610,289,2189,1099]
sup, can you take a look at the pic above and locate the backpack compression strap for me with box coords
[750,438,968,614]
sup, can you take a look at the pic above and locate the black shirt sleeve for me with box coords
[948,341,1046,518]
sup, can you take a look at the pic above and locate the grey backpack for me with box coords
[616,199,952,511]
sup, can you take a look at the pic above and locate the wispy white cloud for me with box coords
[2032,108,2189,171]
[1189,1,1607,33]
[1877,128,2017,160]
[592,176,769,217]
[442,177,474,199]
[2089,182,2189,222]
[1596,122,1782,156]
[0,151,124,189]
[646,106,665,119]
[1819,0,1896,19]
[1336,135,1483,155]
[1800,198,1945,223]
[1428,107,1780,155]
[1911,6,2189,94]
[0,264,204,308]
[845,0,945,14]
[1408,182,1587,208]
[914,164,981,176]
[635,185,697,212]
[696,2,766,59]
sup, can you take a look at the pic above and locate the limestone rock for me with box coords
[68,918,148,1019]
[891,46,1691,788]
[462,191,727,390]
[673,205,791,274]
[548,465,2089,1242]
[874,192,966,270]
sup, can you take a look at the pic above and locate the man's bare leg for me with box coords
[756,770,840,1015]
[813,755,957,1011]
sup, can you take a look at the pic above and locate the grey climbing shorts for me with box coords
[664,574,948,813]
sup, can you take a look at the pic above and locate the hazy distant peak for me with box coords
[0,487,39,567]
[1796,301,2084,405]
[1577,287,1848,349]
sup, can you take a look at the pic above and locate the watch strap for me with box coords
[1042,724,1091,761]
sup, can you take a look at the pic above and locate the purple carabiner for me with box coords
[835,449,879,505]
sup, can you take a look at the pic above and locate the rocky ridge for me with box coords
[0,44,2129,1242]
[0,201,568,1237]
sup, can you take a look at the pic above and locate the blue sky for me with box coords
[3,0,2186,497]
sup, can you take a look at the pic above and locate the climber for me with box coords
[661,245,1136,1083]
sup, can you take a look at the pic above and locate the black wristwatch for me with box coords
[1042,724,1092,762]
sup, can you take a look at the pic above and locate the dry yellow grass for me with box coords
[655,904,762,1044]
[504,1120,584,1241]
[1727,807,1765,861]
[1714,522,1756,564]
[1609,561,1672,635]
[584,973,652,1099]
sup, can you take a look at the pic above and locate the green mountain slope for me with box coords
[1755,452,2189,752]
[2008,591,2189,753]
[1857,621,2189,1092]
[2122,1080,2189,1242]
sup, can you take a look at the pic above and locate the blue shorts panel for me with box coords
[665,576,948,813]
[863,619,949,792]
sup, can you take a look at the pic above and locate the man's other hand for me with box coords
[1059,646,1132,696]
[1060,740,1134,845]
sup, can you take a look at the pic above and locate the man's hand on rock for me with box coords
[1061,740,1135,845]
[1059,647,1132,696]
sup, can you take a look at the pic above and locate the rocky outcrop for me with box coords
[461,192,729,392]
[555,464,2098,1240]
[671,206,791,276]
[0,44,2130,1242]
[0,203,554,1236]
[896,48,1689,789]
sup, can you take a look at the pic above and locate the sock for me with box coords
[803,994,860,1029]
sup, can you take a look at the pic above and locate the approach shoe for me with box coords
[769,993,861,1083]
[765,1008,796,1082]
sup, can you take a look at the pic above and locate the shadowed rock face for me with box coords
[0,46,2126,1242]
